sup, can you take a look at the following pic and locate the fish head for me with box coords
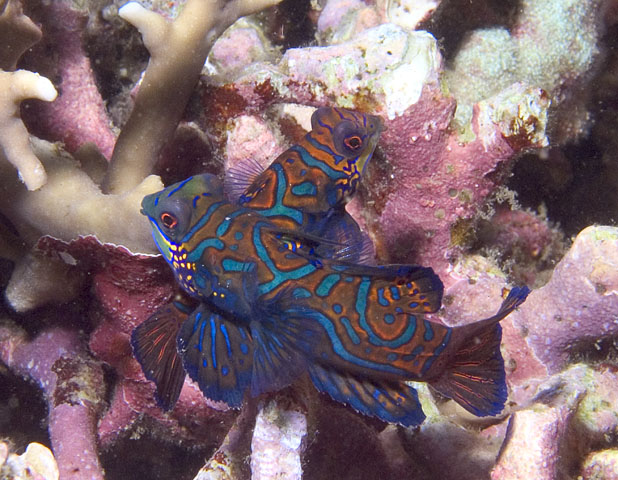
[141,174,224,264]
[310,106,383,175]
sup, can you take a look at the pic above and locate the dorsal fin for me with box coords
[224,157,266,202]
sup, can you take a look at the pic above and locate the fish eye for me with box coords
[333,120,365,156]
[344,135,363,151]
[155,197,192,238]
[160,212,178,229]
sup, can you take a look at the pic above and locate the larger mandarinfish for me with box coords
[132,107,384,410]
[135,171,529,427]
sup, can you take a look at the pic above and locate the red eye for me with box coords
[160,212,178,229]
[344,135,363,151]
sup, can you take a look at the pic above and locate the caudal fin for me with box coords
[430,286,530,416]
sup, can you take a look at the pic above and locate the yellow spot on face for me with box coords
[220,293,225,298]
[180,263,186,268]
[213,292,218,297]
[173,262,179,269]
[170,245,177,251]
[186,275,192,281]
[181,253,187,260]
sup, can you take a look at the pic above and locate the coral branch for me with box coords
[0,70,57,190]
[104,0,282,194]
[0,321,106,480]
[0,0,41,70]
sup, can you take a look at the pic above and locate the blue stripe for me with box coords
[252,221,317,295]
[220,322,232,357]
[197,316,207,352]
[299,308,406,375]
[292,145,346,178]
[216,209,245,237]
[166,177,192,197]
[181,201,224,243]
[377,288,389,306]
[186,238,224,262]
[389,286,401,300]
[340,316,360,345]
[210,316,217,369]
[420,328,452,375]
[252,165,303,224]
[222,258,253,272]
[316,274,340,297]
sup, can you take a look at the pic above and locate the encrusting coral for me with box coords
[0,0,617,479]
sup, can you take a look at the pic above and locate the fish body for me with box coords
[138,173,529,424]
[132,107,530,426]
[234,107,383,230]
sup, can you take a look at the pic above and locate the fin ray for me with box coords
[177,305,254,407]
[309,364,426,426]
[131,302,188,410]
[429,287,530,416]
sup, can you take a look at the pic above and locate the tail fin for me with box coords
[430,286,530,417]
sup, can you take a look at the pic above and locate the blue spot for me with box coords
[345,276,354,282]
[387,353,398,362]
[384,314,395,324]
[300,169,307,176]
[221,366,229,376]
[333,304,343,314]
[291,181,317,196]
[409,302,419,309]
[202,359,208,367]
[395,307,403,313]
[229,244,238,251]
[365,347,372,354]
[154,196,159,206]
[389,286,401,300]
[234,231,243,240]
[240,343,249,355]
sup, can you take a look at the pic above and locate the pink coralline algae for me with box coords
[36,236,235,448]
[1,0,618,479]
[20,2,116,160]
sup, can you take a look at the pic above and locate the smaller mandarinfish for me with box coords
[134,172,529,426]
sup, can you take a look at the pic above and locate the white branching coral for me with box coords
[0,0,57,190]
[0,70,57,190]
[103,0,283,194]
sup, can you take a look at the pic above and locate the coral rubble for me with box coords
[0,0,617,479]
